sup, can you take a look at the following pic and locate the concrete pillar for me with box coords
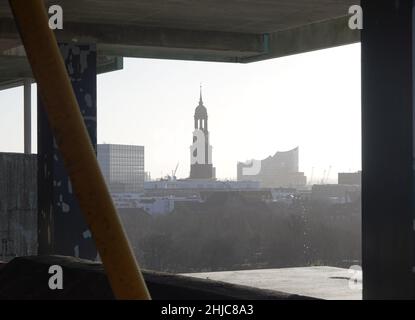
[23,79,31,154]
[37,43,97,260]
[361,0,415,299]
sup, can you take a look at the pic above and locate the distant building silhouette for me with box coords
[311,184,360,204]
[338,171,361,185]
[237,147,307,188]
[189,86,215,179]
[97,144,145,192]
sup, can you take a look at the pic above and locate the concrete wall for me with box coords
[0,153,37,261]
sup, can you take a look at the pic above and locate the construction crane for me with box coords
[320,166,332,184]
[172,162,179,179]
[320,169,326,184]
[325,165,332,184]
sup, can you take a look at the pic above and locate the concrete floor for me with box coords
[0,256,311,300]
[183,266,363,300]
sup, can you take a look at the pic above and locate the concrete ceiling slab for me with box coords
[0,0,360,90]
[0,0,358,34]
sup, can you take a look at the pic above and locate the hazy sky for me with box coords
[0,43,361,182]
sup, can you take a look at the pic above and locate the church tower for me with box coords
[189,86,215,179]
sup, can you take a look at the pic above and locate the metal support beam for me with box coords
[362,0,415,299]
[37,43,97,260]
[23,78,31,154]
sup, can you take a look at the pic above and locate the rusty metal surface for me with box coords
[37,43,97,260]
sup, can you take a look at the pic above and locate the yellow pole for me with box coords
[9,0,151,300]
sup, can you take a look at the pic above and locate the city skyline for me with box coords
[0,43,361,181]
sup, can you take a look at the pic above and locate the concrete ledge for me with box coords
[0,256,316,300]
[242,16,360,63]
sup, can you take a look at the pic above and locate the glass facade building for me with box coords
[97,144,145,193]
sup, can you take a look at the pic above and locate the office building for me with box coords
[98,144,145,193]
[338,171,361,185]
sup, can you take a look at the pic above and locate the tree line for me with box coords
[119,191,361,273]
